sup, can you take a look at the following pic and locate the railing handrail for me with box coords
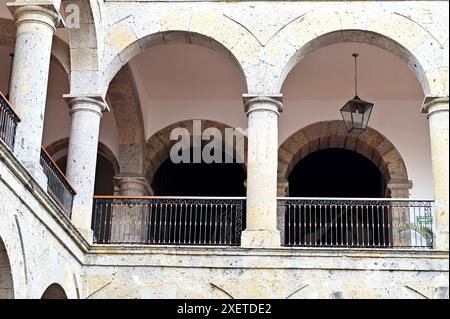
[278,197,434,202]
[94,195,246,200]
[94,196,433,202]
[41,147,76,195]
[0,91,20,122]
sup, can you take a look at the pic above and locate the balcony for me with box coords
[278,198,434,249]
[92,196,245,246]
[91,196,434,249]
[0,92,20,150]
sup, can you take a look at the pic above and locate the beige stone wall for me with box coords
[83,246,449,299]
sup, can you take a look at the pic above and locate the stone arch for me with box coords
[0,236,14,299]
[44,137,120,175]
[101,10,259,94]
[278,121,411,197]
[107,64,145,175]
[0,17,70,78]
[145,120,248,186]
[41,283,67,299]
[265,8,448,96]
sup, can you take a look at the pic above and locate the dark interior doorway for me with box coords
[285,148,389,247]
[288,148,385,198]
[152,147,246,196]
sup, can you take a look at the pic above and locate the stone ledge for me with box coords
[88,244,449,258]
[86,245,449,273]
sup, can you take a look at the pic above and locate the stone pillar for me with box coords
[387,179,413,247]
[241,95,282,248]
[7,2,62,183]
[423,97,449,251]
[65,96,108,242]
[111,175,152,243]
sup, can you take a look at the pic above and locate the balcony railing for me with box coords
[0,92,20,150]
[40,148,76,218]
[278,198,434,249]
[92,196,245,246]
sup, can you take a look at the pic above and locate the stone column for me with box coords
[423,97,449,251]
[241,95,282,248]
[65,96,108,242]
[111,175,152,243]
[387,179,413,247]
[7,2,62,183]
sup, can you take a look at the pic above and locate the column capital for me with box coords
[386,178,413,198]
[243,94,283,115]
[387,178,413,189]
[422,96,449,118]
[114,175,153,196]
[7,2,64,29]
[64,95,110,117]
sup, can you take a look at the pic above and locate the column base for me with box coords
[241,229,281,248]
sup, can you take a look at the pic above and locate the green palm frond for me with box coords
[399,223,433,246]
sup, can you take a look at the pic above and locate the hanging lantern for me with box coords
[340,53,374,134]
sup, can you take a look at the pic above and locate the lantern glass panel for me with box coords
[340,96,373,134]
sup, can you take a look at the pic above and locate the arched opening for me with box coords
[94,30,248,246]
[145,120,248,194]
[278,39,430,200]
[278,121,415,247]
[289,148,385,198]
[278,29,430,95]
[152,147,246,197]
[0,237,14,299]
[41,283,67,299]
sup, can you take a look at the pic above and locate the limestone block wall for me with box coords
[83,246,449,299]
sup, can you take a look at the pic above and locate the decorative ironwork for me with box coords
[92,196,246,246]
[40,148,76,218]
[0,92,20,150]
[278,197,434,248]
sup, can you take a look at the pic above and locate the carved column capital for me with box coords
[7,2,64,30]
[243,94,283,116]
[422,96,449,119]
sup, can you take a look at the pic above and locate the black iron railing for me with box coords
[278,198,434,248]
[92,196,245,246]
[40,148,76,218]
[0,92,20,150]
